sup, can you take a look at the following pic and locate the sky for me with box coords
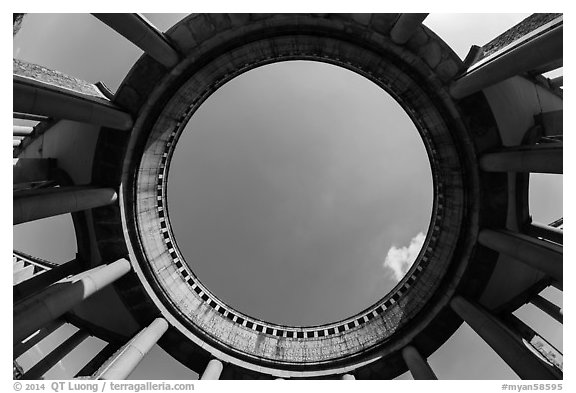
[12,12,563,381]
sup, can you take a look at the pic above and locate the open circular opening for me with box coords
[167,61,433,326]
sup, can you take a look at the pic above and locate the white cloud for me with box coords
[383,232,426,281]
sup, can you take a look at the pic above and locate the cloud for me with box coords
[383,232,426,281]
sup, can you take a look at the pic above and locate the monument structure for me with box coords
[13,13,563,379]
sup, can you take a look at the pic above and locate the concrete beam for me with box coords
[13,186,118,225]
[13,140,21,147]
[390,14,429,44]
[401,345,438,380]
[13,75,133,130]
[201,359,224,380]
[94,318,169,380]
[451,296,560,379]
[22,329,89,379]
[93,14,179,69]
[450,19,563,99]
[13,125,34,136]
[530,294,562,324]
[480,144,562,174]
[13,259,131,345]
[479,229,562,283]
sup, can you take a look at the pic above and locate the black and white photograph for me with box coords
[12,9,564,386]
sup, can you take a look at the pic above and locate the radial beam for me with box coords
[14,75,133,130]
[451,296,560,379]
[14,186,118,225]
[480,144,562,174]
[478,229,562,283]
[450,18,563,99]
[401,345,438,380]
[13,259,131,345]
[530,295,563,324]
[201,359,224,380]
[93,14,179,69]
[390,14,429,44]
[93,318,169,380]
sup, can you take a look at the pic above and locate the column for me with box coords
[22,329,89,379]
[93,14,179,69]
[480,144,562,174]
[530,295,562,324]
[341,374,356,380]
[478,229,562,283]
[201,359,224,380]
[13,258,131,345]
[14,186,118,225]
[450,18,562,99]
[14,75,133,130]
[390,14,429,44]
[401,345,438,380]
[94,318,169,380]
[451,296,560,379]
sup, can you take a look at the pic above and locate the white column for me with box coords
[201,359,224,380]
[95,318,169,380]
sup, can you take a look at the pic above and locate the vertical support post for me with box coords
[401,345,438,380]
[13,258,131,345]
[201,359,224,380]
[94,318,169,380]
[451,296,560,379]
